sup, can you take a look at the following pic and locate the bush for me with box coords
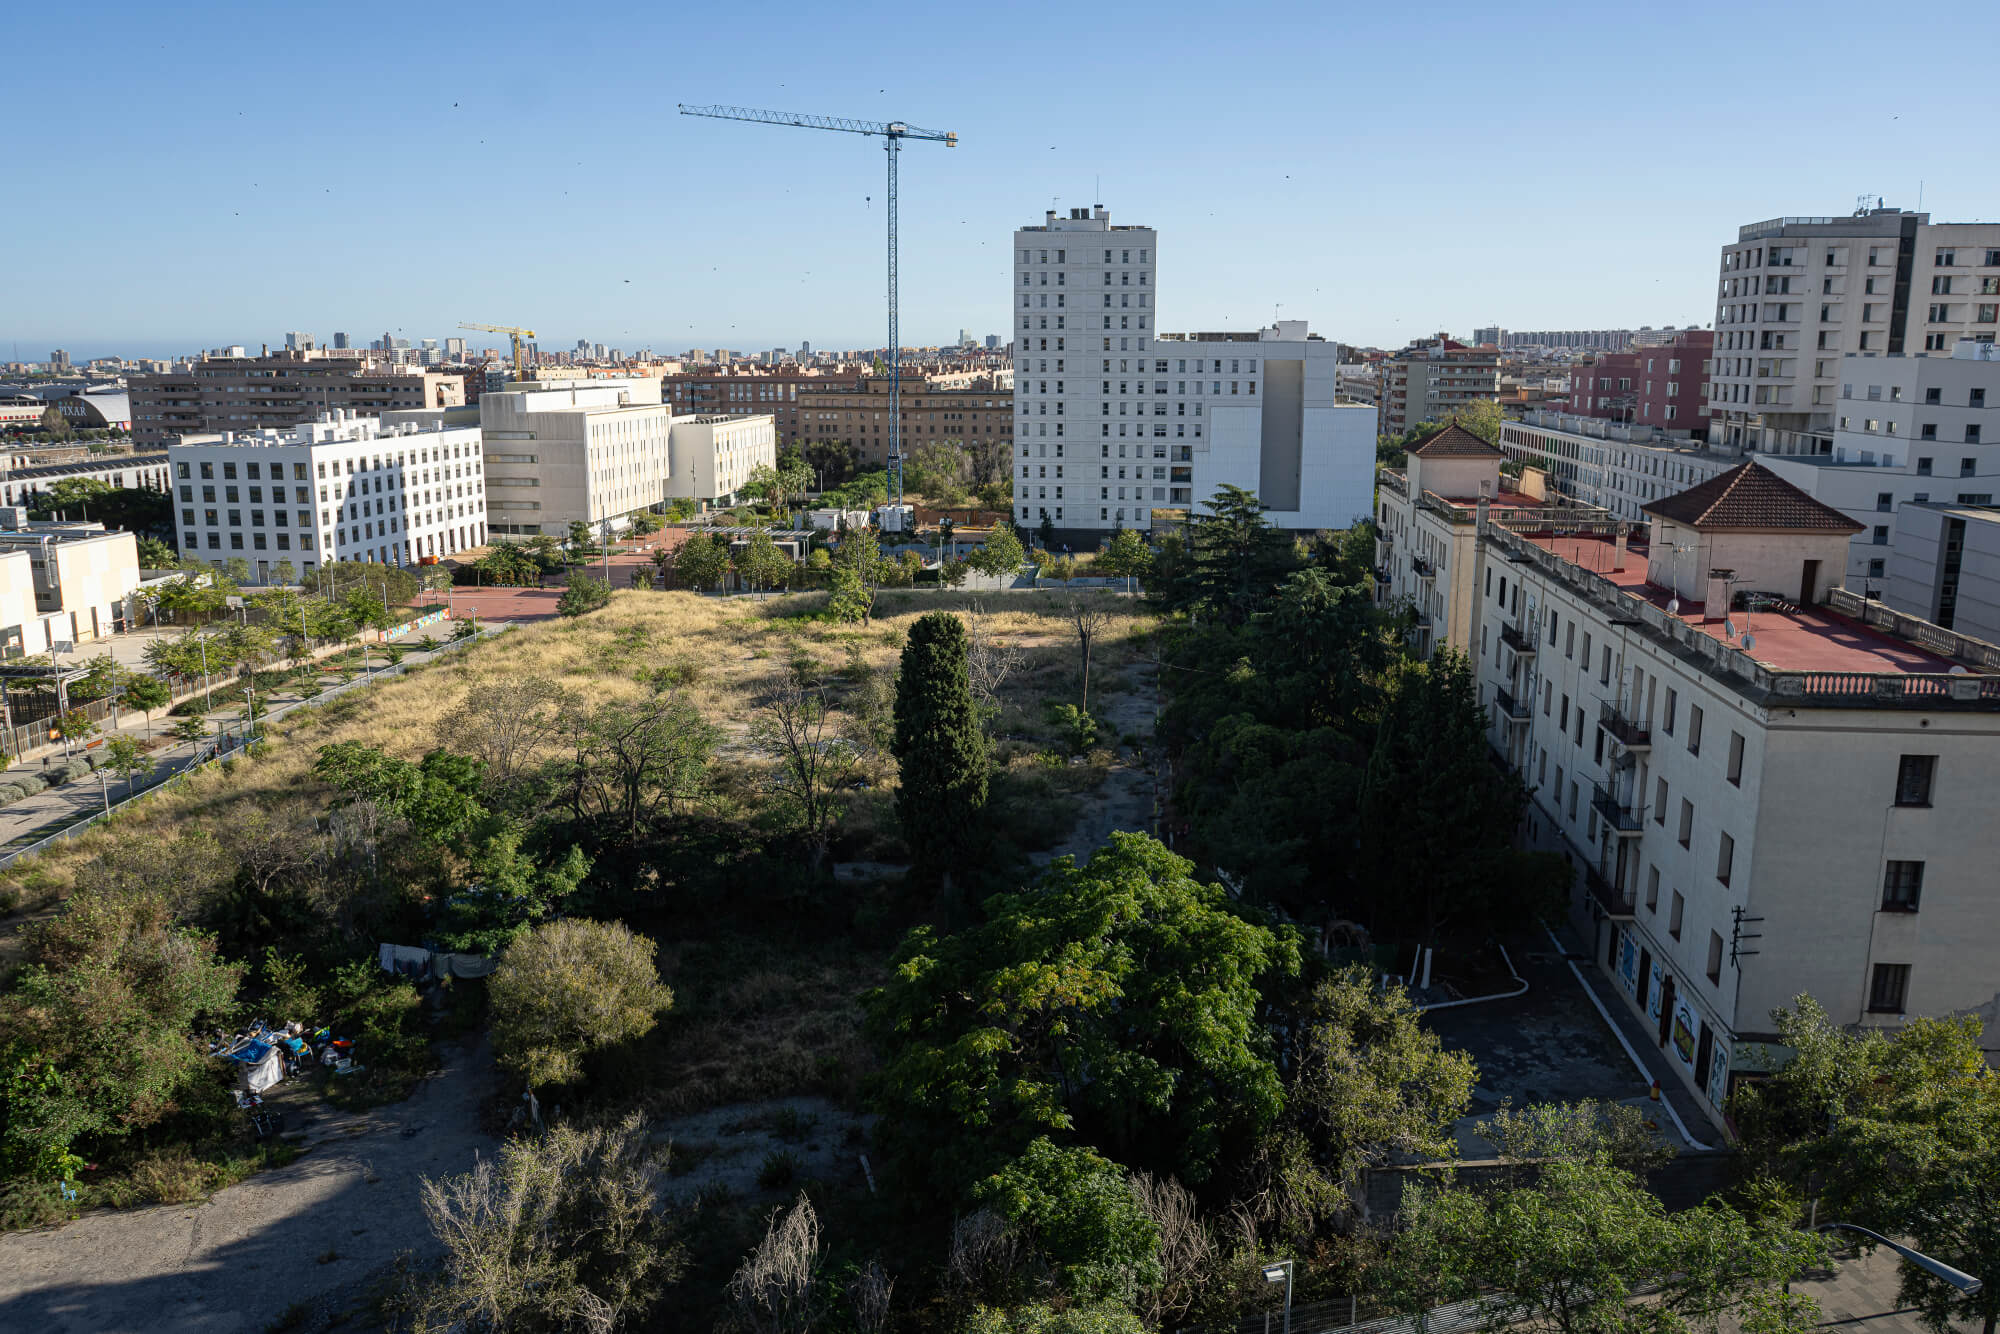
[489,920,673,1089]
[129,1147,215,1205]
[15,774,44,796]
[757,1149,803,1189]
[64,759,90,782]
[1045,703,1100,756]
[556,574,613,618]
[0,784,25,805]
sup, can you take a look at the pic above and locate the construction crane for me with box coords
[459,322,536,382]
[677,104,958,505]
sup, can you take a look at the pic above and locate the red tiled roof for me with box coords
[1641,462,1864,534]
[1407,424,1503,459]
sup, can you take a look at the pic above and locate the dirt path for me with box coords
[1034,660,1160,868]
[0,1039,496,1334]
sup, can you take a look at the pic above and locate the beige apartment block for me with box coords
[129,350,465,449]
[1710,209,2000,456]
[0,520,141,647]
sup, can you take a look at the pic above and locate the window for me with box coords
[1882,860,1924,912]
[1868,963,1911,1013]
[1654,777,1668,824]
[1707,932,1724,985]
[1646,865,1660,911]
[1678,798,1693,847]
[1726,732,1744,785]
[1877,492,1894,512]
[1669,891,1684,940]
[1895,754,1936,806]
[1716,832,1734,886]
[1686,704,1703,755]
[1663,688,1677,735]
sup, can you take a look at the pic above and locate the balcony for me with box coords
[1587,864,1637,918]
[1598,701,1651,751]
[1495,687,1531,723]
[1500,623,1537,656]
[1410,553,1436,580]
[1591,783,1645,836]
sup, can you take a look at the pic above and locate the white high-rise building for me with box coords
[1011,206,1373,536]
[169,411,486,576]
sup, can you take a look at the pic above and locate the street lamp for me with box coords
[1261,1261,1294,1334]
[1815,1223,1982,1296]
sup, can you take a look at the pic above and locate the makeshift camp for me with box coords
[223,1038,285,1093]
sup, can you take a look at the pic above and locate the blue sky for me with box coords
[7,0,1997,361]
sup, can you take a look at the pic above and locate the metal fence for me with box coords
[0,628,495,870]
[1203,1296,1487,1334]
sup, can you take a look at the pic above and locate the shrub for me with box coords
[489,919,673,1089]
[0,784,25,805]
[1045,702,1100,756]
[15,774,44,796]
[129,1148,215,1204]
[64,759,90,781]
[757,1149,803,1190]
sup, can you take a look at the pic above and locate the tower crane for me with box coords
[677,104,958,505]
[458,322,537,382]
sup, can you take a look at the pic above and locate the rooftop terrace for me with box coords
[1495,526,2000,708]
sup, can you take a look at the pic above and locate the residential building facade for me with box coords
[1709,209,2000,456]
[130,351,465,448]
[1564,330,1712,435]
[1012,206,1374,538]
[796,378,1013,470]
[168,412,487,577]
[0,518,142,647]
[1501,411,1739,522]
[660,369,863,445]
[1886,502,2000,643]
[0,453,171,509]
[1377,337,1502,437]
[1393,448,2000,1127]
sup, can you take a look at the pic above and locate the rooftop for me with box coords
[1408,424,1504,459]
[1642,463,1863,534]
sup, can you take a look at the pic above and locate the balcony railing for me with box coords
[1598,701,1652,750]
[1410,554,1435,579]
[1495,687,1531,722]
[1591,783,1645,835]
[1587,864,1637,918]
[1500,623,1537,655]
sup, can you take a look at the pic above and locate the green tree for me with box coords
[1377,1155,1827,1334]
[556,574,613,618]
[976,1138,1161,1304]
[415,1114,681,1332]
[1161,486,1299,627]
[40,476,112,518]
[826,565,874,624]
[0,888,241,1177]
[892,611,987,883]
[135,535,178,568]
[1244,964,1477,1241]
[270,559,298,586]
[1096,528,1153,594]
[1359,650,1564,945]
[737,528,794,595]
[670,534,730,592]
[863,832,1299,1199]
[102,734,150,800]
[489,919,673,1089]
[1737,996,2000,1334]
[970,521,1024,580]
[749,669,867,872]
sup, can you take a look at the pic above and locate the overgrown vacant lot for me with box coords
[0,588,1161,1129]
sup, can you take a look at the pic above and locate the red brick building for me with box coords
[660,370,865,446]
[1564,330,1713,437]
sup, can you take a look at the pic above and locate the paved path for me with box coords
[0,1039,497,1334]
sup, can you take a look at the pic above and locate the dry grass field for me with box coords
[0,586,1162,1125]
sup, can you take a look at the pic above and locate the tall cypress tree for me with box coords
[893,611,988,881]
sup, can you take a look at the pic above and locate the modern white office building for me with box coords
[665,413,776,504]
[1383,439,2000,1129]
[1011,206,1374,538]
[1709,209,2000,457]
[168,411,487,577]
[1886,501,2000,643]
[477,380,671,537]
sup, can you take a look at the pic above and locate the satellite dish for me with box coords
[1724,617,1737,638]
[1950,665,1969,676]
[1741,633,1756,651]
[1667,598,1681,615]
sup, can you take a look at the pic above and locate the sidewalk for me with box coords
[0,627,501,863]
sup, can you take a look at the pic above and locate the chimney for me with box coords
[1475,495,1490,533]
[1612,527,1627,571]
[1705,567,1733,620]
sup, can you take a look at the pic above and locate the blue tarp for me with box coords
[222,1039,274,1066]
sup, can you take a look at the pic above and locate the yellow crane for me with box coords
[458,322,536,382]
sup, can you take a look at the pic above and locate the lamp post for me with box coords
[1814,1223,1982,1296]
[1261,1260,1294,1334]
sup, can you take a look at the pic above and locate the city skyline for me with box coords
[7,2,1997,355]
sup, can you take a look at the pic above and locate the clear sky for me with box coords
[7,0,1997,362]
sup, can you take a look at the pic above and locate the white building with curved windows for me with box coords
[1011,206,1373,538]
[168,411,487,579]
